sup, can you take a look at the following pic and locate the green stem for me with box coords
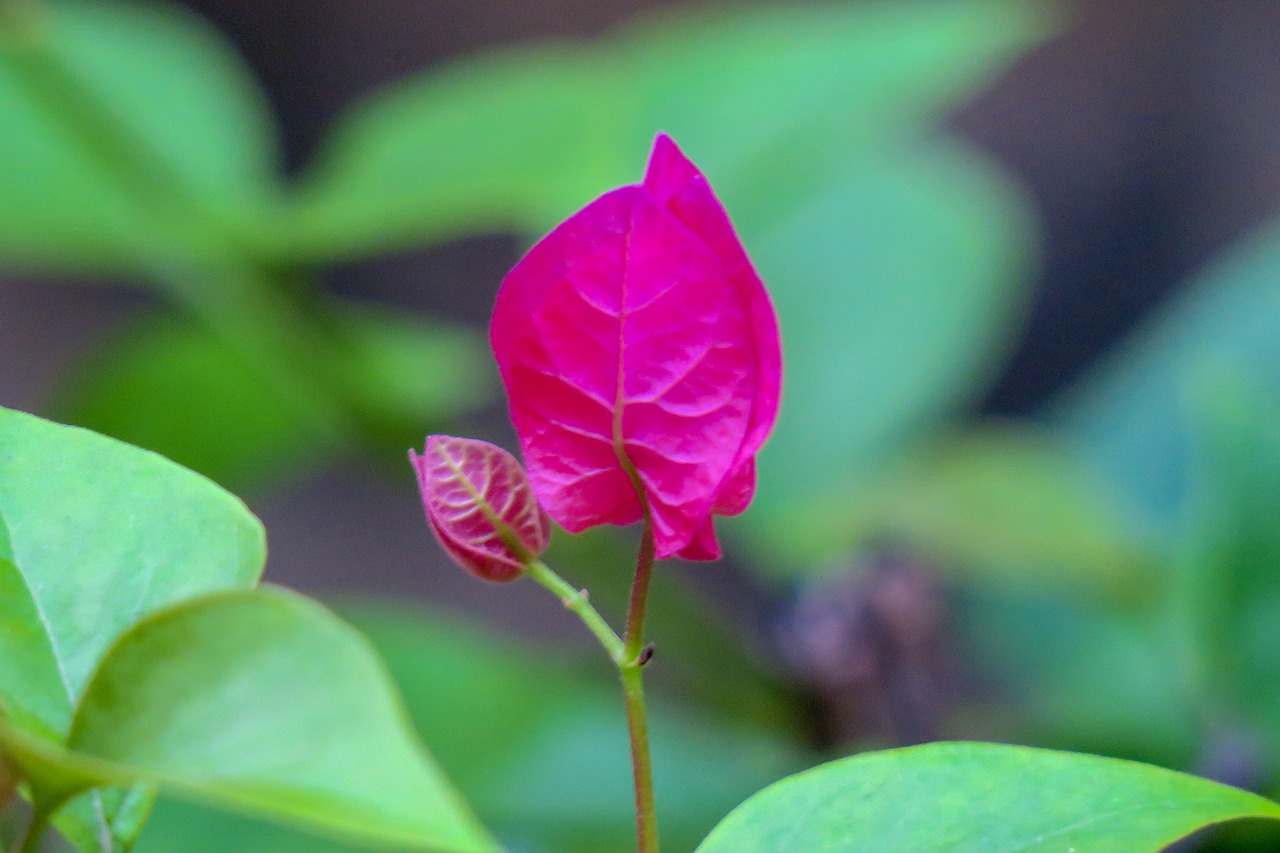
[619,518,659,853]
[622,522,656,663]
[621,661,658,853]
[525,560,625,663]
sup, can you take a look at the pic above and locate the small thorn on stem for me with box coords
[562,588,589,609]
[636,642,655,667]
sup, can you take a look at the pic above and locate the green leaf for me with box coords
[0,0,281,274]
[841,426,1155,599]
[727,144,1033,572]
[287,0,1051,261]
[331,307,494,445]
[696,742,1280,852]
[0,405,264,850]
[86,588,493,850]
[2,589,494,852]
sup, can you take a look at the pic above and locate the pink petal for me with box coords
[491,135,782,560]
[643,135,782,508]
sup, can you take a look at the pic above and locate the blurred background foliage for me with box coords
[1,0,1280,850]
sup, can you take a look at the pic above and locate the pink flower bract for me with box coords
[491,134,782,560]
[411,435,550,582]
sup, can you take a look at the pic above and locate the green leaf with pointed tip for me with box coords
[0,405,264,850]
[697,742,1280,853]
[0,0,281,274]
[1,589,495,852]
[76,588,493,851]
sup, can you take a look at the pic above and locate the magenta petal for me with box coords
[411,436,549,582]
[676,519,722,561]
[492,135,782,560]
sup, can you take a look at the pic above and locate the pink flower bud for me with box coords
[410,435,550,582]
[491,134,782,560]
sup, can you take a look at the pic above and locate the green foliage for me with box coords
[841,426,1155,598]
[696,742,1280,852]
[0,405,264,850]
[0,0,280,273]
[729,146,1032,571]
[52,306,491,491]
[288,0,1051,258]
[56,589,489,852]
[0,410,490,851]
[129,601,808,853]
[1056,221,1280,535]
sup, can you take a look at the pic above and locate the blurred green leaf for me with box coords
[0,406,264,851]
[134,601,809,853]
[333,306,494,444]
[52,311,335,492]
[696,742,1280,852]
[1055,221,1280,537]
[841,426,1155,599]
[288,0,1052,260]
[956,590,1200,768]
[726,144,1032,573]
[52,306,490,492]
[1170,380,1280,776]
[0,0,281,274]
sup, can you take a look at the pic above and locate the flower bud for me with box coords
[410,435,550,582]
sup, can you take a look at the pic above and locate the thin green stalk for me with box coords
[621,661,658,853]
[619,517,659,853]
[622,521,656,663]
[524,560,624,663]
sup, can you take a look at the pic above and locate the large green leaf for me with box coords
[697,742,1280,852]
[287,0,1051,261]
[0,0,281,273]
[2,589,494,852]
[0,405,264,850]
